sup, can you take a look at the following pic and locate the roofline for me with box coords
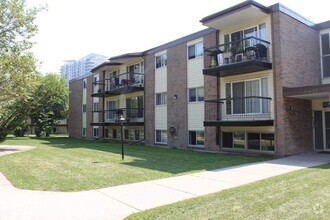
[69,72,95,84]
[91,61,122,73]
[144,28,216,55]
[270,3,315,27]
[313,20,330,30]
[109,52,145,61]
[200,0,270,24]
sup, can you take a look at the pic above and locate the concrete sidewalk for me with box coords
[0,148,329,220]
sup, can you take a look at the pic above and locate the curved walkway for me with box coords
[0,146,329,220]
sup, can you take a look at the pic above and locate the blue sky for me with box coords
[26,0,330,74]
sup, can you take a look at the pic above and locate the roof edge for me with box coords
[200,0,270,24]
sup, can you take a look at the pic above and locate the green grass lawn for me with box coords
[0,136,268,191]
[127,164,330,220]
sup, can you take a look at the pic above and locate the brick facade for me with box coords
[272,11,321,156]
[167,43,188,148]
[68,79,83,138]
[144,54,156,146]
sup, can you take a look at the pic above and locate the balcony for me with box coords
[204,96,274,126]
[91,108,144,126]
[92,72,144,97]
[203,37,272,77]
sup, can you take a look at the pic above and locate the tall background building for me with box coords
[61,53,107,83]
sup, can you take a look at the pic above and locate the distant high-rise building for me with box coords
[60,53,107,83]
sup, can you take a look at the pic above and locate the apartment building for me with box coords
[61,53,107,83]
[69,0,330,156]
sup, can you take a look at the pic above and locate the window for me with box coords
[225,78,269,115]
[126,96,144,118]
[222,132,274,151]
[93,102,99,111]
[189,87,204,102]
[105,129,109,138]
[83,79,87,89]
[155,54,167,68]
[106,100,119,120]
[233,132,245,149]
[124,129,129,140]
[189,131,204,147]
[222,132,233,148]
[113,129,117,139]
[156,92,167,105]
[247,133,260,150]
[188,42,203,59]
[321,33,330,77]
[93,127,99,138]
[82,128,86,137]
[82,104,87,113]
[155,130,167,144]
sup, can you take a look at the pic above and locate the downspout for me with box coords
[216,30,220,146]
[270,8,278,154]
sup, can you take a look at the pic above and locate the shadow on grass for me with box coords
[13,136,270,174]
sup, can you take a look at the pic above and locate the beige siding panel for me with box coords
[155,106,167,129]
[222,126,274,133]
[93,112,99,123]
[93,74,99,94]
[187,57,204,88]
[155,50,167,56]
[188,103,204,130]
[220,70,274,120]
[187,38,203,46]
[155,67,167,93]
[322,77,330,84]
[312,99,328,110]
[219,16,272,62]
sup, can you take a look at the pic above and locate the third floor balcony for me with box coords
[203,37,272,77]
[92,72,144,97]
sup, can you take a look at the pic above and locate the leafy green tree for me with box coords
[30,74,68,137]
[0,0,45,140]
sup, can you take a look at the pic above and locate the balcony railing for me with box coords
[203,37,272,76]
[205,96,272,122]
[104,72,144,91]
[104,108,144,123]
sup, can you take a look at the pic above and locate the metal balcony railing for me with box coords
[205,37,271,68]
[104,72,144,92]
[205,96,272,121]
[104,108,144,123]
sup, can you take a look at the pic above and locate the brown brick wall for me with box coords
[203,31,221,151]
[144,54,156,146]
[167,43,188,148]
[68,79,83,138]
[272,11,318,155]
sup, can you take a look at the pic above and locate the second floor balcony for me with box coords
[91,108,144,126]
[92,72,144,97]
[204,96,274,127]
[203,37,272,77]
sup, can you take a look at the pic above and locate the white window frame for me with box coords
[188,41,203,60]
[82,128,87,137]
[188,130,205,147]
[155,92,167,106]
[93,127,99,138]
[93,102,99,111]
[188,87,204,103]
[320,31,330,78]
[82,104,87,113]
[155,130,167,144]
[83,79,87,89]
[155,53,167,69]
[225,77,269,115]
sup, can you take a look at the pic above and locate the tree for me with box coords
[30,74,68,137]
[0,0,45,140]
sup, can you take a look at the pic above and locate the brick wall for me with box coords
[203,31,221,151]
[68,79,83,138]
[272,11,319,155]
[144,54,156,146]
[167,43,188,148]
